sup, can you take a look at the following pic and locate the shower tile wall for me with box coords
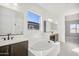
[65,20,79,44]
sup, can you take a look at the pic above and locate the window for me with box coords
[77,24,79,33]
[26,10,40,30]
[70,24,76,33]
[70,24,79,33]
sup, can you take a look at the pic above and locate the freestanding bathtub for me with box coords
[29,40,60,56]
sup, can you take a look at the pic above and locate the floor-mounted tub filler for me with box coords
[29,40,60,56]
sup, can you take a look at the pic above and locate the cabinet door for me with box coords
[11,41,28,56]
[0,45,10,56]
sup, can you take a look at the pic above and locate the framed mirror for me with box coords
[43,20,57,32]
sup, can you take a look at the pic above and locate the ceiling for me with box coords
[1,3,79,18]
[37,3,79,18]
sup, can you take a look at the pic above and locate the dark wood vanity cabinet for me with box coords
[0,41,28,56]
[10,41,28,56]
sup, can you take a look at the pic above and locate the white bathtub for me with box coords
[29,40,60,56]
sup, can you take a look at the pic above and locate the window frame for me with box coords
[25,9,41,30]
[70,24,79,33]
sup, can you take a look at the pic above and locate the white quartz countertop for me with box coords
[0,35,28,47]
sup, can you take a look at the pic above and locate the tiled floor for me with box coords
[28,51,35,56]
[58,42,79,56]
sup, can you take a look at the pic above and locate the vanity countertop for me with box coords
[0,35,28,47]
